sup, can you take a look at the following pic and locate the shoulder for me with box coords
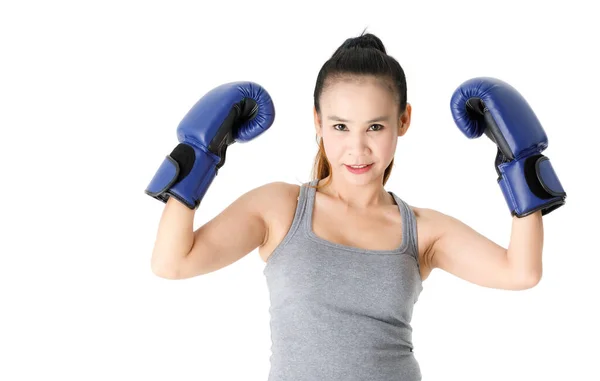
[409,205,438,222]
[408,205,477,255]
[406,205,453,242]
[255,181,301,201]
[403,204,442,243]
[252,181,301,219]
[403,205,449,275]
[252,181,302,251]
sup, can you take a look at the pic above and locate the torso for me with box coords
[259,182,434,282]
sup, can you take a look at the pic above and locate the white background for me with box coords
[1,0,598,380]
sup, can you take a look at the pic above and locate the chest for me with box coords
[311,200,404,251]
[260,190,434,282]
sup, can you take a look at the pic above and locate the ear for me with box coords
[397,103,412,137]
[313,106,322,138]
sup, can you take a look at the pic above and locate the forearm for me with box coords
[506,210,544,281]
[151,197,196,275]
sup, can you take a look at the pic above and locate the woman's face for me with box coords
[314,76,411,184]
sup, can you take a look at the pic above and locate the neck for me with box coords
[317,174,392,210]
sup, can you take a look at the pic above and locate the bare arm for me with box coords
[427,208,543,290]
[150,196,196,277]
[151,182,285,280]
[506,211,543,281]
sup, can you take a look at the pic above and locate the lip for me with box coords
[344,163,373,174]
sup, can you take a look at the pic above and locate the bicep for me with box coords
[428,210,525,290]
[176,183,274,279]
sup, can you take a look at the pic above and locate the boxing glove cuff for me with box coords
[145,143,221,209]
[497,154,566,217]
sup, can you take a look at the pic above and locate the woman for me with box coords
[150,32,548,381]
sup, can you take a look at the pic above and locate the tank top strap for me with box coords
[389,192,420,264]
[281,180,312,239]
[299,179,319,232]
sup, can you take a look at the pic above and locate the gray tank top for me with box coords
[263,179,424,381]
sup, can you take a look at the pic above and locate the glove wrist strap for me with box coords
[497,154,566,217]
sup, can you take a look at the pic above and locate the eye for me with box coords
[333,124,384,131]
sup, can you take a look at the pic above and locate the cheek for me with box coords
[376,136,398,157]
[323,140,343,158]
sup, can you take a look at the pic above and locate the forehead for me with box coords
[320,76,397,116]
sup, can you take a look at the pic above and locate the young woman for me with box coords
[148,31,564,381]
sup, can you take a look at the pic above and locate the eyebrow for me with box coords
[327,115,390,123]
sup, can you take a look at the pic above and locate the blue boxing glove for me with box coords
[145,81,275,209]
[450,77,566,217]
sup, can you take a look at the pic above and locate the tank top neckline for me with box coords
[302,179,410,255]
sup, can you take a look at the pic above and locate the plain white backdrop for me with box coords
[1,0,598,380]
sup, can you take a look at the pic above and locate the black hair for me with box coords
[313,29,407,116]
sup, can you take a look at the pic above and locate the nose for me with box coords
[347,132,371,156]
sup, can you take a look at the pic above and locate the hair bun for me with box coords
[341,33,386,54]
